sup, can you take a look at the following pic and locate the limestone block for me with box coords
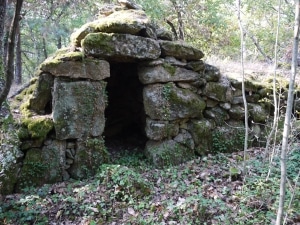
[220,102,231,110]
[233,88,243,97]
[143,83,206,120]
[29,73,54,113]
[0,131,23,195]
[212,122,245,153]
[204,64,221,82]
[145,118,179,140]
[231,96,244,104]
[41,59,110,81]
[230,77,263,92]
[206,98,219,108]
[164,56,187,67]
[145,139,194,168]
[159,40,204,60]
[204,107,230,125]
[258,87,272,98]
[246,94,261,103]
[248,103,269,123]
[250,124,262,140]
[228,105,245,120]
[52,79,106,140]
[156,27,173,41]
[140,58,164,66]
[173,129,195,149]
[82,33,161,61]
[71,9,154,46]
[186,60,205,72]
[138,64,200,84]
[16,140,66,191]
[68,138,109,179]
[177,82,198,92]
[188,119,215,155]
[191,78,207,88]
[294,99,300,112]
[204,81,233,102]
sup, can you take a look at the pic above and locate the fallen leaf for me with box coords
[128,207,136,216]
[89,207,99,213]
[176,197,185,207]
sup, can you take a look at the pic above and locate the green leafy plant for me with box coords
[97,164,152,201]
[212,129,245,153]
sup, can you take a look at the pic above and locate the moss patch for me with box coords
[188,119,215,155]
[145,140,195,168]
[212,126,245,153]
[82,32,115,55]
[40,51,84,72]
[22,116,53,140]
[16,148,49,190]
[162,63,176,76]
[168,83,206,115]
[69,138,110,179]
[85,137,109,162]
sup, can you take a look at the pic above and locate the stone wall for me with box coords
[3,1,289,193]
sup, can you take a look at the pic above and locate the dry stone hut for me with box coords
[9,1,275,191]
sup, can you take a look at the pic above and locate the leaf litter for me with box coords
[0,147,300,224]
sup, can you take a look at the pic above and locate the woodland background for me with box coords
[3,0,296,84]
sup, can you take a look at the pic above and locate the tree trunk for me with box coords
[237,0,249,173]
[242,27,273,63]
[57,35,62,49]
[3,0,13,65]
[266,0,282,181]
[171,0,184,40]
[0,0,6,56]
[0,0,23,108]
[0,0,7,89]
[15,22,22,84]
[42,37,48,59]
[276,0,300,224]
[165,19,178,40]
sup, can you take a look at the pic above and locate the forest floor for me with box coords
[1,59,300,224]
[0,146,300,225]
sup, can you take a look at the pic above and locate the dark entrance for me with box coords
[103,63,147,152]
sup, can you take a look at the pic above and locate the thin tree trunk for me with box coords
[3,30,8,64]
[57,35,62,49]
[237,0,249,174]
[165,19,178,40]
[283,168,300,224]
[15,22,21,84]
[276,1,300,224]
[242,27,273,63]
[0,0,23,108]
[0,0,7,84]
[3,0,13,65]
[0,0,6,56]
[266,0,282,181]
[171,0,184,40]
[42,37,48,59]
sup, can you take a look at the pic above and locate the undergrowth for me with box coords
[0,148,299,225]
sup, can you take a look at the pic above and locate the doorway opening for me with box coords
[103,63,147,153]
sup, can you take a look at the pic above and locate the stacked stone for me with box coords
[12,0,275,192]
